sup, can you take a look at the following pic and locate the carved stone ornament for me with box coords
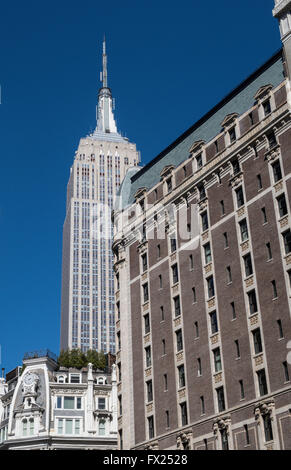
[254,399,275,421]
[213,416,232,437]
[264,144,281,162]
[144,441,159,450]
[176,430,192,450]
[229,172,243,188]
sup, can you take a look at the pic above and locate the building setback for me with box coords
[0,351,117,450]
[113,2,291,450]
[60,40,140,353]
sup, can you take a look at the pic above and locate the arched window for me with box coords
[57,375,66,384]
[22,419,27,436]
[97,377,106,385]
[99,419,106,436]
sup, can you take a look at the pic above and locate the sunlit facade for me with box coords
[60,40,140,353]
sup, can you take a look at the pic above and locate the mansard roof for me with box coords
[119,49,284,209]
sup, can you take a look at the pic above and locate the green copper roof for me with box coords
[120,50,284,209]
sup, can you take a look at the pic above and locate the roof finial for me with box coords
[102,34,108,88]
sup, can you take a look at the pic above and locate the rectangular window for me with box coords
[170,238,177,253]
[204,243,212,264]
[249,112,254,126]
[277,319,284,339]
[157,244,161,259]
[207,276,215,298]
[267,130,277,149]
[197,358,202,376]
[174,296,181,317]
[263,414,273,442]
[143,283,149,303]
[220,200,225,215]
[236,187,245,208]
[144,313,150,334]
[65,419,73,435]
[99,420,106,436]
[176,329,183,352]
[196,154,203,169]
[257,174,262,190]
[229,127,236,143]
[244,253,253,277]
[272,160,282,182]
[180,402,188,426]
[283,361,290,382]
[166,178,172,193]
[213,348,222,372]
[172,264,179,284]
[160,306,164,321]
[226,266,232,283]
[266,242,272,260]
[194,321,199,338]
[216,387,226,412]
[201,211,209,231]
[166,410,170,428]
[263,99,271,116]
[164,374,168,391]
[271,280,278,299]
[189,254,194,270]
[253,328,263,354]
[148,416,155,439]
[262,207,267,224]
[98,397,106,410]
[239,219,249,242]
[248,290,258,314]
[210,310,218,334]
[231,301,236,320]
[70,374,81,384]
[200,396,205,415]
[239,380,245,399]
[235,340,240,358]
[145,346,151,368]
[199,184,206,200]
[64,397,75,410]
[159,274,163,288]
[162,339,166,355]
[224,232,229,248]
[232,159,240,175]
[178,364,185,388]
[244,425,250,445]
[192,287,197,303]
[147,380,153,402]
[141,253,148,272]
[277,194,288,218]
[283,230,291,254]
[257,369,268,396]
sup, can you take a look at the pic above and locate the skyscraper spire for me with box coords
[93,38,126,141]
[102,35,108,88]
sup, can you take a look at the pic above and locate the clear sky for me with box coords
[0,0,280,372]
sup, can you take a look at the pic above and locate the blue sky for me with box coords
[0,0,280,372]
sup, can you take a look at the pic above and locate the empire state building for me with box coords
[60,40,140,353]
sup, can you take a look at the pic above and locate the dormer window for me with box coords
[263,99,271,116]
[166,178,172,193]
[57,375,67,384]
[229,127,236,143]
[70,373,81,384]
[97,377,106,385]
[196,154,203,170]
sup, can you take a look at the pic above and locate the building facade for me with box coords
[113,2,291,450]
[60,40,140,354]
[0,350,118,450]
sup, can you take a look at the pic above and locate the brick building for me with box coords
[113,1,291,450]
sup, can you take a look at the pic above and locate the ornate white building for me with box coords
[60,39,140,353]
[0,350,118,450]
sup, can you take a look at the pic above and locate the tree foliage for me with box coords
[58,348,107,370]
